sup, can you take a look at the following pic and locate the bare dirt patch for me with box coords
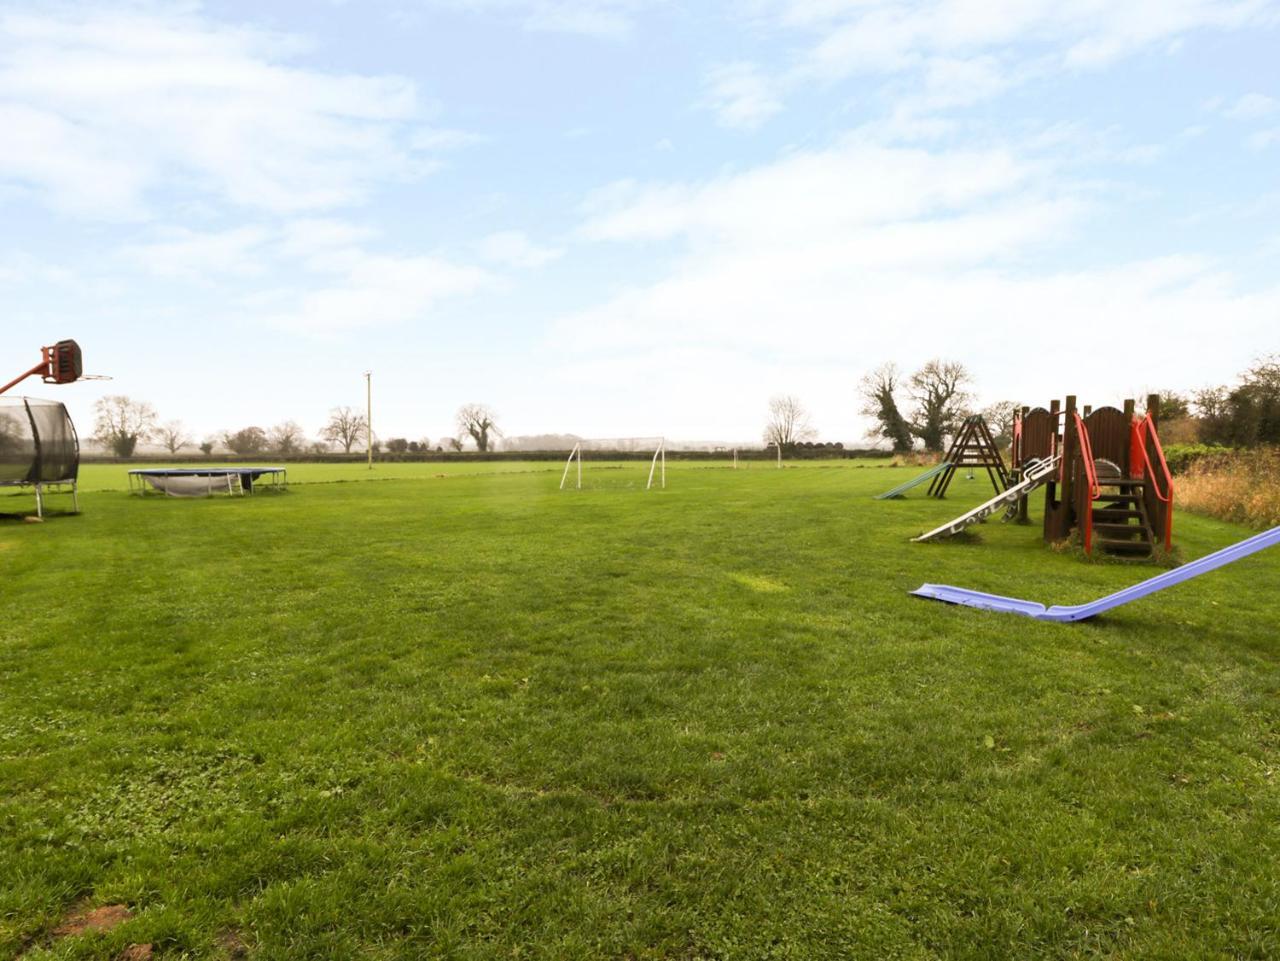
[218,928,249,957]
[119,944,154,960]
[52,903,132,938]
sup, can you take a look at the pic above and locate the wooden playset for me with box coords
[1012,394,1173,558]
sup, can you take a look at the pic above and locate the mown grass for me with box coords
[2,463,1278,959]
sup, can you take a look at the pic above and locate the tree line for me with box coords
[90,398,505,459]
[89,354,1279,460]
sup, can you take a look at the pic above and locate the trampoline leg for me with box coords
[35,484,43,519]
[72,481,79,514]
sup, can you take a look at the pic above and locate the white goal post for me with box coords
[559,437,666,490]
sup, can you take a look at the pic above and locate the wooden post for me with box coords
[1016,405,1031,523]
[1082,405,1092,417]
[1060,396,1077,540]
[1146,393,1160,430]
[1123,399,1136,476]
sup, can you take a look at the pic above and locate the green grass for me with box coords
[2,464,1278,959]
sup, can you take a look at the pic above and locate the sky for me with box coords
[2,0,1279,449]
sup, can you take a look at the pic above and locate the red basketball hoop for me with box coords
[1,339,107,395]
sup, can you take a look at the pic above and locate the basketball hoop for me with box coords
[1,339,107,395]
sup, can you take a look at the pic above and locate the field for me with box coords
[2,461,1279,959]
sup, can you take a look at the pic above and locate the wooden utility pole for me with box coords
[365,370,373,470]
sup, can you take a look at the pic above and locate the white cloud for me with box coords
[119,225,273,278]
[113,216,492,332]
[1247,127,1280,149]
[553,127,1280,438]
[256,252,491,334]
[1223,91,1278,119]
[738,0,1277,125]
[701,62,785,130]
[407,0,655,37]
[0,8,465,218]
[580,136,1042,245]
[478,230,563,268]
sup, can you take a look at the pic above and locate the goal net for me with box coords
[560,437,666,490]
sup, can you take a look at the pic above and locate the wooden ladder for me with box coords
[1092,478,1155,558]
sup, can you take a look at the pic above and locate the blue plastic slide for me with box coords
[911,525,1280,622]
[874,462,950,500]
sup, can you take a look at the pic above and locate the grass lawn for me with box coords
[2,462,1278,959]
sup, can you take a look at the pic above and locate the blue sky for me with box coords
[2,0,1278,447]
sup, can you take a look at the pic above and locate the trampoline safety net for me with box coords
[0,397,80,485]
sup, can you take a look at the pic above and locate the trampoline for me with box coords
[0,396,80,518]
[128,467,288,497]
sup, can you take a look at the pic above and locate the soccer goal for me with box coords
[560,437,666,490]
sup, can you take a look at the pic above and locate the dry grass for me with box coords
[1176,447,1280,528]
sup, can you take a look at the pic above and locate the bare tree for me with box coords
[440,436,464,452]
[269,420,306,454]
[763,394,817,448]
[980,401,1020,448]
[158,420,191,455]
[92,395,157,459]
[858,364,915,452]
[199,439,215,457]
[322,407,368,454]
[907,360,973,452]
[456,404,501,452]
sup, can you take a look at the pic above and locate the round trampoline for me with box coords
[128,467,288,497]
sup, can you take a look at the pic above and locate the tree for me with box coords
[157,420,190,455]
[322,407,368,454]
[1144,390,1190,421]
[92,395,157,459]
[440,436,464,452]
[980,401,1020,449]
[386,438,409,453]
[858,364,914,452]
[762,394,817,448]
[199,439,215,457]
[269,421,306,454]
[1194,355,1280,447]
[906,359,973,452]
[456,404,501,452]
[223,427,268,455]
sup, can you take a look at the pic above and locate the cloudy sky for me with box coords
[2,0,1278,447]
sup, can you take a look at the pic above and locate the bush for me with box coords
[1176,447,1280,529]
[1162,443,1232,475]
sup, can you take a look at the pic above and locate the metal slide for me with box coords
[911,455,1060,542]
[874,462,950,500]
[912,525,1280,622]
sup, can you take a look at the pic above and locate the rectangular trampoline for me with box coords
[128,467,288,497]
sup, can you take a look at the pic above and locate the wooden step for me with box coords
[1097,478,1145,489]
[1093,527,1153,543]
[1096,538,1155,554]
[1093,509,1144,521]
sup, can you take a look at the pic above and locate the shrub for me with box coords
[1162,443,1232,475]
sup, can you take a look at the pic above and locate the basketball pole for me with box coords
[364,370,373,470]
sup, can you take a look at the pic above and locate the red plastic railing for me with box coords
[1073,412,1100,553]
[1132,414,1174,550]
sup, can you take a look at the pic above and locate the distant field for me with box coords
[2,464,1278,959]
[74,456,895,492]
